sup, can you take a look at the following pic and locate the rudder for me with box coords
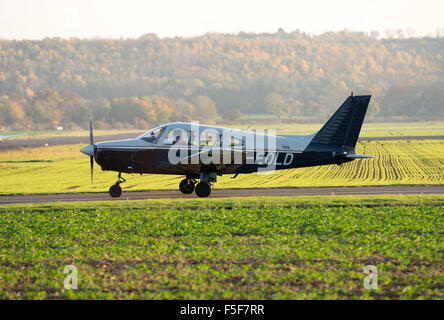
[309,95,371,148]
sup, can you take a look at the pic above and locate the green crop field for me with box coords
[0,139,442,195]
[0,195,442,299]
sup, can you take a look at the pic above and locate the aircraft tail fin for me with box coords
[309,94,371,149]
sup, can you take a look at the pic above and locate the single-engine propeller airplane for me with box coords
[80,93,374,198]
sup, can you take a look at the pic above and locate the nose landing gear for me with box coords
[109,172,125,198]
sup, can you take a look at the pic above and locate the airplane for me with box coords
[0,133,27,141]
[80,93,375,198]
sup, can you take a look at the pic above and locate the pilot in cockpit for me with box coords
[172,135,186,145]
[142,126,166,144]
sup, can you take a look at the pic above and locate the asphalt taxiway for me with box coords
[1,185,442,204]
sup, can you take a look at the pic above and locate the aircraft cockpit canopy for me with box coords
[138,123,244,147]
[138,126,167,144]
[138,124,192,145]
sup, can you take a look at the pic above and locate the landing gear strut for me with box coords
[109,172,125,198]
[179,178,196,194]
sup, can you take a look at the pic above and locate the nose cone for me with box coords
[80,144,94,157]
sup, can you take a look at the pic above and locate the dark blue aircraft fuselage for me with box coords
[95,145,352,177]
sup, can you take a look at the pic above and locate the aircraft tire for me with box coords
[195,182,211,198]
[109,184,122,198]
[179,179,195,194]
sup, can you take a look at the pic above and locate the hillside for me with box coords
[1,31,443,129]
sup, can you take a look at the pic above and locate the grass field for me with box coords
[0,195,442,299]
[2,121,444,139]
[229,121,444,137]
[0,139,442,195]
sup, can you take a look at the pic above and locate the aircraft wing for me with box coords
[174,147,246,172]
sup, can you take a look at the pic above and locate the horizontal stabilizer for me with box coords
[336,154,375,159]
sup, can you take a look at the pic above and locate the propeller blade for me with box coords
[90,155,94,184]
[89,114,94,184]
[89,114,94,145]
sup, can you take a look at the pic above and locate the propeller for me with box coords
[80,114,95,184]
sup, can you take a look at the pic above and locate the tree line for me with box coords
[0,30,443,129]
[0,89,217,130]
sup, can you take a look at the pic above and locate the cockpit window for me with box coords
[200,130,220,147]
[139,126,166,144]
[228,136,243,147]
[164,129,191,145]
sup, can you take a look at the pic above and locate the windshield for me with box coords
[138,126,166,144]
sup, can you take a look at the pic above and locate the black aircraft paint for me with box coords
[81,94,374,197]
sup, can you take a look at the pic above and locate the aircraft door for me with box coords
[128,152,136,172]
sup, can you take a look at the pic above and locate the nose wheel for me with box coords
[109,172,125,198]
[109,184,122,198]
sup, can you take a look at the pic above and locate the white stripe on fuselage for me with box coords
[96,146,303,153]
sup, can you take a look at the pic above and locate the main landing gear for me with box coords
[179,178,196,194]
[179,178,212,198]
[195,182,211,198]
[179,172,217,198]
[109,172,125,198]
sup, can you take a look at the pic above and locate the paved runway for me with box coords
[1,185,442,204]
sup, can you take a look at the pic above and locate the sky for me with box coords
[0,0,443,39]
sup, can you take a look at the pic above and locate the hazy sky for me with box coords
[0,0,443,39]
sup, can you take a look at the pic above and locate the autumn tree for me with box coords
[0,97,25,127]
[265,93,288,119]
[191,95,217,123]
